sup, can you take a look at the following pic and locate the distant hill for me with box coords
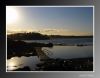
[49,35,93,39]
[7,32,50,40]
[7,32,93,40]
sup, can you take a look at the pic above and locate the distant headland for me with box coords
[7,32,93,40]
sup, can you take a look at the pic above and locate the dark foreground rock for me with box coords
[7,38,53,59]
[36,57,93,71]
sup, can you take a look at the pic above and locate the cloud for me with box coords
[36,28,69,35]
[38,28,68,32]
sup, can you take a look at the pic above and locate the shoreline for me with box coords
[7,56,93,71]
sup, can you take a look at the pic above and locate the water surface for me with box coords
[43,45,93,59]
[24,38,93,45]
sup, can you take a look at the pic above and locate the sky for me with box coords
[6,6,93,36]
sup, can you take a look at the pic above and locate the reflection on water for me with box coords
[7,45,93,71]
[43,46,93,59]
[7,56,41,71]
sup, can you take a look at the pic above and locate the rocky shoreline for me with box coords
[10,57,93,71]
[7,38,53,59]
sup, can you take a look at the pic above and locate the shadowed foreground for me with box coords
[7,38,53,59]
[10,57,93,71]
[36,57,93,71]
